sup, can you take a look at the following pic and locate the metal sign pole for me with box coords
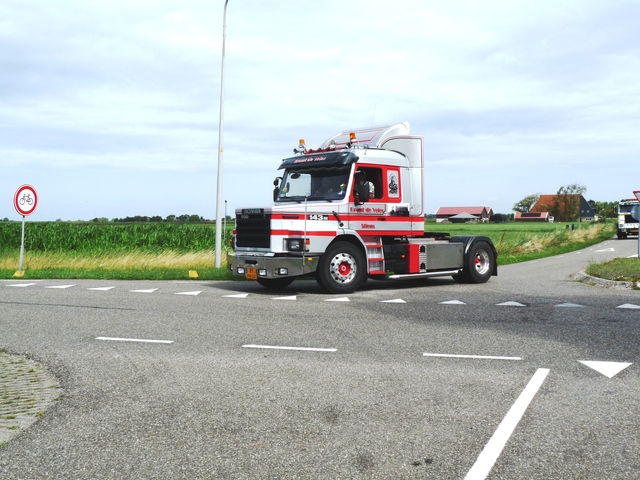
[19,215,26,271]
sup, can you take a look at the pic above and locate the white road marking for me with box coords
[130,288,158,293]
[325,297,350,302]
[45,284,76,289]
[440,300,466,305]
[223,293,249,298]
[87,286,115,291]
[617,303,640,309]
[96,337,174,344]
[496,301,526,307]
[627,254,638,258]
[595,248,615,252]
[242,344,336,352]
[6,283,37,287]
[174,291,202,296]
[555,302,584,308]
[465,368,550,480]
[271,295,297,300]
[380,298,406,303]
[578,361,633,378]
[423,353,522,361]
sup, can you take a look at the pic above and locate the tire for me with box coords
[256,277,295,290]
[453,241,494,284]
[316,241,366,293]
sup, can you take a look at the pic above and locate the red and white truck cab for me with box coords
[229,122,497,293]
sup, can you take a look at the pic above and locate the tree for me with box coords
[553,183,586,221]
[512,193,540,213]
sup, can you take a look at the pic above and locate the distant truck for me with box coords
[617,198,639,239]
[229,123,497,293]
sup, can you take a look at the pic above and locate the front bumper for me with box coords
[229,252,320,279]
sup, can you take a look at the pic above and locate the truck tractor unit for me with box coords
[617,198,639,239]
[229,122,497,293]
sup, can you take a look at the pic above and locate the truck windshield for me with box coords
[277,168,350,202]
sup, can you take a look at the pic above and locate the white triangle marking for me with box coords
[617,303,640,309]
[223,293,249,298]
[130,288,159,293]
[272,295,297,301]
[7,283,38,287]
[555,302,585,308]
[380,298,406,303]
[45,284,76,289]
[496,301,526,307]
[579,361,633,378]
[595,248,615,252]
[325,297,350,302]
[87,286,115,291]
[440,300,466,305]
[175,291,202,296]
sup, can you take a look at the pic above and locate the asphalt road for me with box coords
[0,237,638,479]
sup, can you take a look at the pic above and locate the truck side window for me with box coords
[356,168,382,199]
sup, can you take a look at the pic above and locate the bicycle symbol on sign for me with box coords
[19,193,34,206]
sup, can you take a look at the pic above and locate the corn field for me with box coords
[0,222,225,253]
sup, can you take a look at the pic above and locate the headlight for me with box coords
[286,238,303,251]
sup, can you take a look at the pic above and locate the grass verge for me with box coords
[586,257,640,283]
[0,222,617,280]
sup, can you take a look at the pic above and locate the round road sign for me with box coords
[14,185,38,216]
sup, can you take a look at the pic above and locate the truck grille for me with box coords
[235,212,271,248]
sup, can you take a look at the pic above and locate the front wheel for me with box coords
[256,277,295,290]
[316,242,366,293]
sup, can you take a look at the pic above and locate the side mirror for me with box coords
[354,183,370,205]
[273,177,282,202]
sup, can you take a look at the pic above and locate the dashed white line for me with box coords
[465,368,550,480]
[423,353,522,361]
[96,337,174,344]
[242,344,336,352]
[45,284,76,289]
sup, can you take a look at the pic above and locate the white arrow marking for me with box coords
[325,297,350,302]
[174,291,202,296]
[223,293,249,298]
[594,248,615,252]
[7,283,37,287]
[380,298,406,303]
[96,337,173,344]
[45,284,76,289]
[578,361,632,378]
[440,300,467,305]
[271,295,297,300]
[87,286,115,291]
[617,303,640,309]
[496,301,526,307]
[242,344,336,352]
[465,368,550,480]
[555,302,585,308]
[130,288,158,293]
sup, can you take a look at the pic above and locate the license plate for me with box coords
[245,268,257,280]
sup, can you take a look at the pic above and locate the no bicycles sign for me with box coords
[14,184,38,216]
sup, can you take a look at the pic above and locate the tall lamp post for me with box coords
[215,0,230,268]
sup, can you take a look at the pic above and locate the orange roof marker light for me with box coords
[294,139,306,154]
[349,132,357,145]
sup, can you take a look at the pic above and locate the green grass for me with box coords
[586,257,640,283]
[0,220,617,280]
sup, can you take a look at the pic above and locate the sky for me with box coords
[1,0,639,221]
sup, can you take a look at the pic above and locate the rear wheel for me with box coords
[452,241,494,283]
[256,277,295,289]
[316,242,366,293]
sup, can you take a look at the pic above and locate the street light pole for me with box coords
[215,0,229,268]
